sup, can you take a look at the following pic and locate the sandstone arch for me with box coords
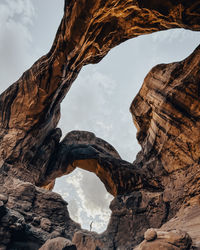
[0,0,199,187]
[0,0,200,249]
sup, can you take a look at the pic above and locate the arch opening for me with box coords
[54,28,200,234]
[54,168,113,233]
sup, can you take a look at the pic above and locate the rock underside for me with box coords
[0,0,200,249]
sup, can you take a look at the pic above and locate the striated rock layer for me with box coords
[0,0,200,187]
[0,0,200,249]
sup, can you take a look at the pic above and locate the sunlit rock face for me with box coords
[131,45,200,173]
[0,0,200,249]
[131,45,200,208]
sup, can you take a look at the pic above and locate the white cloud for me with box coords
[0,0,35,91]
[55,169,113,233]
[3,0,35,24]
[67,199,80,223]
[59,67,140,162]
[152,28,198,44]
[79,171,113,213]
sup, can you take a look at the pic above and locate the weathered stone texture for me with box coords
[39,237,77,250]
[135,229,192,250]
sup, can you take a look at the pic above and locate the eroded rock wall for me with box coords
[0,0,199,187]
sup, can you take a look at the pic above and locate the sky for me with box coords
[0,0,200,233]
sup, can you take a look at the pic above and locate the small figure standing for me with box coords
[90,221,93,231]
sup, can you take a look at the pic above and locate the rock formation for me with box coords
[0,0,200,249]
